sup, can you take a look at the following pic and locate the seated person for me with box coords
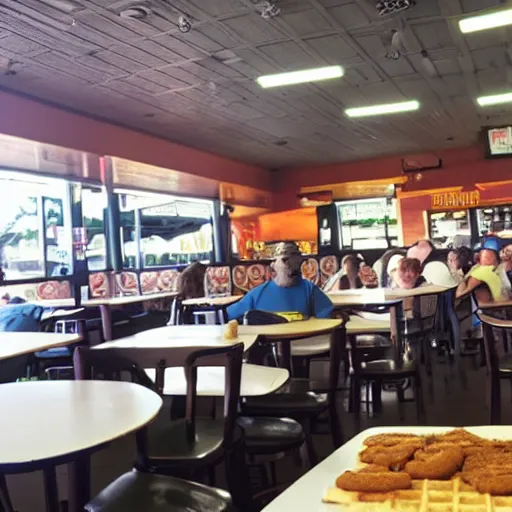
[227,242,333,356]
[498,242,512,298]
[227,242,333,321]
[323,254,378,292]
[389,258,428,290]
[372,249,405,287]
[447,249,464,283]
[407,239,457,287]
[456,247,505,304]
[168,262,206,325]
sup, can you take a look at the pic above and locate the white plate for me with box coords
[262,425,512,511]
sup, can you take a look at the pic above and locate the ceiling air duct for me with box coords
[376,0,415,17]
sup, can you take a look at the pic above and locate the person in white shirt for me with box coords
[407,239,457,287]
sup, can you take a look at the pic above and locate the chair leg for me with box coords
[269,461,277,487]
[299,420,317,468]
[43,466,60,512]
[371,381,382,415]
[225,441,256,512]
[349,375,361,414]
[328,401,343,448]
[490,373,501,425]
[415,371,426,423]
[0,474,14,512]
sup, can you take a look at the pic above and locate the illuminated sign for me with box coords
[431,190,480,210]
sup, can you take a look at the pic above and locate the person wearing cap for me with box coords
[456,243,505,303]
[226,241,333,321]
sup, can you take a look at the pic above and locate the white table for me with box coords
[181,296,241,307]
[95,324,258,352]
[346,315,390,335]
[239,318,342,340]
[262,425,512,511]
[0,332,82,361]
[0,380,162,512]
[145,363,289,397]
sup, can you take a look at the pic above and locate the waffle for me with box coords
[323,477,512,511]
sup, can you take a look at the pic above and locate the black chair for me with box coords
[241,324,345,466]
[348,303,425,421]
[73,343,252,511]
[477,310,512,425]
[401,293,440,375]
[84,470,232,512]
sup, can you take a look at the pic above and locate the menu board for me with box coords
[487,127,512,156]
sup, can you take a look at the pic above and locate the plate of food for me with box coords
[323,426,512,511]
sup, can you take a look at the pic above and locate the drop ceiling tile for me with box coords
[32,51,111,83]
[222,14,287,45]
[305,35,360,63]
[0,33,46,54]
[259,41,319,69]
[328,3,370,28]
[413,22,454,50]
[92,50,148,73]
[108,43,167,68]
[280,8,333,37]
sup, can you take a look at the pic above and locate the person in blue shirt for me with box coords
[227,242,333,321]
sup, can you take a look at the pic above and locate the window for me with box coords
[118,191,214,268]
[0,171,72,280]
[82,187,108,271]
[337,198,398,250]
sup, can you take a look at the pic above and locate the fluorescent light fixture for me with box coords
[345,100,420,118]
[459,8,512,33]
[256,65,343,88]
[477,92,512,106]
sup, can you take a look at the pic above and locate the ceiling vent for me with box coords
[39,0,82,12]
[212,50,242,65]
[119,6,151,19]
[376,0,415,17]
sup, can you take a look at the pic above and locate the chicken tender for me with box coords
[336,468,412,493]
[359,444,418,470]
[463,473,512,495]
[405,445,464,480]
[363,433,425,449]
[427,429,484,447]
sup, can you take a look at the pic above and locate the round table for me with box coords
[0,380,162,512]
[239,318,342,340]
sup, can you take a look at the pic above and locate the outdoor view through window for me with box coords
[118,191,214,268]
[0,171,72,280]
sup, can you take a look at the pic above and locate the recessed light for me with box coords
[477,92,512,106]
[459,8,512,33]
[345,100,420,118]
[256,65,343,88]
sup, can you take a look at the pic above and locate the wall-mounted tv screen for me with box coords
[486,126,512,158]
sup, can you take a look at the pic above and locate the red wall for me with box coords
[0,89,272,191]
[275,146,512,211]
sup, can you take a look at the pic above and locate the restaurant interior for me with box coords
[3,1,512,511]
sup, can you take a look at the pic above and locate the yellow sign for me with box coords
[431,190,480,210]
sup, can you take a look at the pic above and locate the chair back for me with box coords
[73,343,244,446]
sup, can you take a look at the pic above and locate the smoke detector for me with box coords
[376,0,415,17]
[178,15,192,33]
[119,6,151,19]
[259,1,281,20]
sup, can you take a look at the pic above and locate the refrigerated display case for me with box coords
[429,210,471,248]
[476,206,512,238]
[336,198,398,250]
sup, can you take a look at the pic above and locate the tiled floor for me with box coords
[4,354,505,511]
